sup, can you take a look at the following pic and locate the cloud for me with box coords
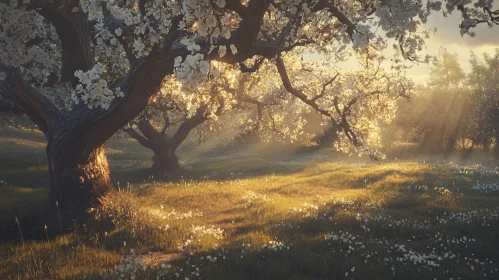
[403,11,499,84]
[406,43,499,85]
[427,12,499,48]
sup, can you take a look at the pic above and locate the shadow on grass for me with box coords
[117,157,310,185]
[3,156,499,279]
[0,137,48,186]
[161,186,499,280]
[0,188,56,244]
[185,157,307,182]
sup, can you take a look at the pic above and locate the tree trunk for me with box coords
[127,109,208,180]
[150,146,181,180]
[46,123,112,226]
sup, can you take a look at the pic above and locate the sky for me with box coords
[327,11,499,85]
[406,11,499,84]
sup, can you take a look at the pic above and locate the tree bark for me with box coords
[46,115,113,226]
[126,120,183,180]
[1,68,115,227]
[150,144,181,180]
[126,108,209,180]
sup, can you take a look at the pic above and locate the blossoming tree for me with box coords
[0,0,496,222]
[125,62,314,179]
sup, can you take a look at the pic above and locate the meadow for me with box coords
[1,128,499,280]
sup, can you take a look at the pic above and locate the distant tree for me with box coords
[124,62,328,179]
[468,49,499,155]
[389,48,475,154]
[429,48,465,88]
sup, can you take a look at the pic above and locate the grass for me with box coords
[1,128,499,279]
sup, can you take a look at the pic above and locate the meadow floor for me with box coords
[1,129,499,279]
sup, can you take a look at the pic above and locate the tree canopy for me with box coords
[2,0,496,150]
[0,0,497,222]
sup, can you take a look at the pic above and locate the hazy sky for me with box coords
[407,12,499,84]
[306,12,499,85]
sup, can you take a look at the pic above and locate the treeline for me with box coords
[384,48,499,157]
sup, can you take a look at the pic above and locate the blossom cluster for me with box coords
[81,0,178,58]
[182,0,232,40]
[471,182,499,193]
[191,225,224,240]
[173,54,211,93]
[262,240,291,251]
[242,191,272,204]
[0,2,61,85]
[72,64,124,109]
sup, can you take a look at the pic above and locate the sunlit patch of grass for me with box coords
[2,130,499,279]
[5,164,49,174]
[0,231,122,280]
[0,137,46,148]
[109,159,498,280]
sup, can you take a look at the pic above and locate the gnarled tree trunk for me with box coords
[150,143,181,180]
[126,108,208,180]
[0,67,115,226]
[47,139,111,225]
[45,111,114,226]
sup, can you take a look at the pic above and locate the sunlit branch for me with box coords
[239,58,266,73]
[312,73,340,102]
[274,55,333,118]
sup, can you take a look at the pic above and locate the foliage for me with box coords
[385,48,499,155]
[467,49,499,151]
[2,0,496,155]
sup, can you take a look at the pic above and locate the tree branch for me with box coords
[208,0,271,63]
[225,0,248,18]
[275,55,364,147]
[171,107,208,150]
[160,115,170,136]
[137,118,161,141]
[102,5,136,63]
[274,55,333,118]
[313,0,356,38]
[312,73,340,102]
[0,66,61,136]
[35,2,94,85]
[124,126,155,149]
[83,44,188,148]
